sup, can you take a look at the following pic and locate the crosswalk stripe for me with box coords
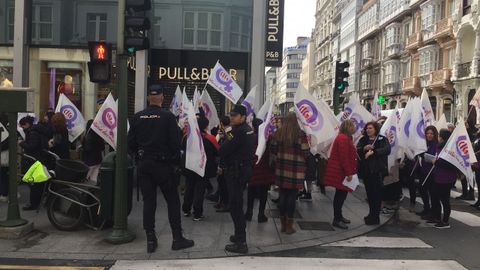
[112,257,467,270]
[450,210,480,227]
[323,236,432,248]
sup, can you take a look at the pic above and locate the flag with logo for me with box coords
[294,86,337,155]
[421,88,435,126]
[241,85,258,126]
[255,100,274,163]
[342,93,375,141]
[438,120,477,187]
[198,90,220,131]
[55,93,86,142]
[185,101,206,177]
[169,85,183,116]
[207,61,243,104]
[380,105,400,171]
[315,99,340,158]
[372,92,381,120]
[397,98,414,158]
[91,93,118,149]
[435,113,449,131]
[178,90,190,129]
[409,98,428,157]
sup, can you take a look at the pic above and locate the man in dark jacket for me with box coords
[182,116,219,221]
[219,105,255,254]
[18,116,52,210]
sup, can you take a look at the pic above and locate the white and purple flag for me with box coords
[198,90,220,131]
[438,120,477,187]
[55,93,86,142]
[207,61,243,104]
[185,101,206,177]
[241,85,258,126]
[91,93,118,149]
[169,85,182,116]
[421,88,435,126]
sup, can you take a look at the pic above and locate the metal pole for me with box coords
[105,0,135,244]
[333,88,339,115]
[0,113,27,227]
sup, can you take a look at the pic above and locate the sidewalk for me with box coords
[0,182,392,260]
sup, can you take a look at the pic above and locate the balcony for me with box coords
[405,32,422,51]
[384,44,403,58]
[458,62,471,78]
[402,76,421,95]
[428,68,453,91]
[433,17,453,40]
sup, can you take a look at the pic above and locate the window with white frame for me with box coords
[230,14,251,51]
[183,12,223,49]
[362,41,371,59]
[86,13,107,41]
[385,24,401,47]
[446,47,454,67]
[401,59,411,79]
[32,5,53,42]
[419,46,439,76]
[361,72,371,89]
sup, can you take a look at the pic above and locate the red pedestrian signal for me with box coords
[88,42,112,83]
[96,44,106,60]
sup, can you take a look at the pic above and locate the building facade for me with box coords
[301,38,316,96]
[0,0,254,118]
[277,37,309,116]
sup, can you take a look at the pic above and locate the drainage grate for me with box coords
[297,221,334,231]
[268,209,303,219]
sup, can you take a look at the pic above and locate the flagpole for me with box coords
[421,165,435,186]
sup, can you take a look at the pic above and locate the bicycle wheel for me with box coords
[47,188,85,231]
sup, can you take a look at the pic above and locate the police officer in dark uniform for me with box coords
[128,85,194,253]
[219,104,255,254]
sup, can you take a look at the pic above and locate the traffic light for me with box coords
[87,42,112,83]
[125,0,151,53]
[335,61,350,93]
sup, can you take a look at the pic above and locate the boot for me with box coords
[285,218,296,234]
[172,236,195,250]
[146,231,158,253]
[280,216,287,233]
[225,242,248,254]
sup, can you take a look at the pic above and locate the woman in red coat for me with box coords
[324,119,357,229]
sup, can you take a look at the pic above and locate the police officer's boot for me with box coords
[225,242,248,254]
[146,231,158,253]
[171,230,195,250]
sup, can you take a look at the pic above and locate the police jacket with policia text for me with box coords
[218,122,255,168]
[128,105,181,162]
[356,135,391,178]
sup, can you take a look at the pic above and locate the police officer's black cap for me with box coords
[147,85,164,96]
[230,104,247,116]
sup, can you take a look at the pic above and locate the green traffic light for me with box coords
[378,95,385,104]
[127,47,136,54]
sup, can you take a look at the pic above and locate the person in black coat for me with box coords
[182,115,219,220]
[49,113,70,160]
[18,116,52,210]
[357,121,391,225]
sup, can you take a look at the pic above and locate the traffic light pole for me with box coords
[333,88,340,115]
[105,0,135,244]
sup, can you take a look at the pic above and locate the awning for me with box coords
[47,62,83,70]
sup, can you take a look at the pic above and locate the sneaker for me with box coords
[193,215,204,221]
[183,211,191,217]
[332,220,348,229]
[0,195,7,203]
[434,222,450,229]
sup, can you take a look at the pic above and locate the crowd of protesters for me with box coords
[1,98,479,254]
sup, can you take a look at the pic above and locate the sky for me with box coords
[283,0,316,48]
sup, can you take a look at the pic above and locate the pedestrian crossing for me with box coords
[402,188,480,227]
[110,257,468,270]
[324,236,433,248]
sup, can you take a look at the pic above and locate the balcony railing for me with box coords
[433,17,453,39]
[402,76,421,95]
[458,62,472,78]
[405,33,422,50]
